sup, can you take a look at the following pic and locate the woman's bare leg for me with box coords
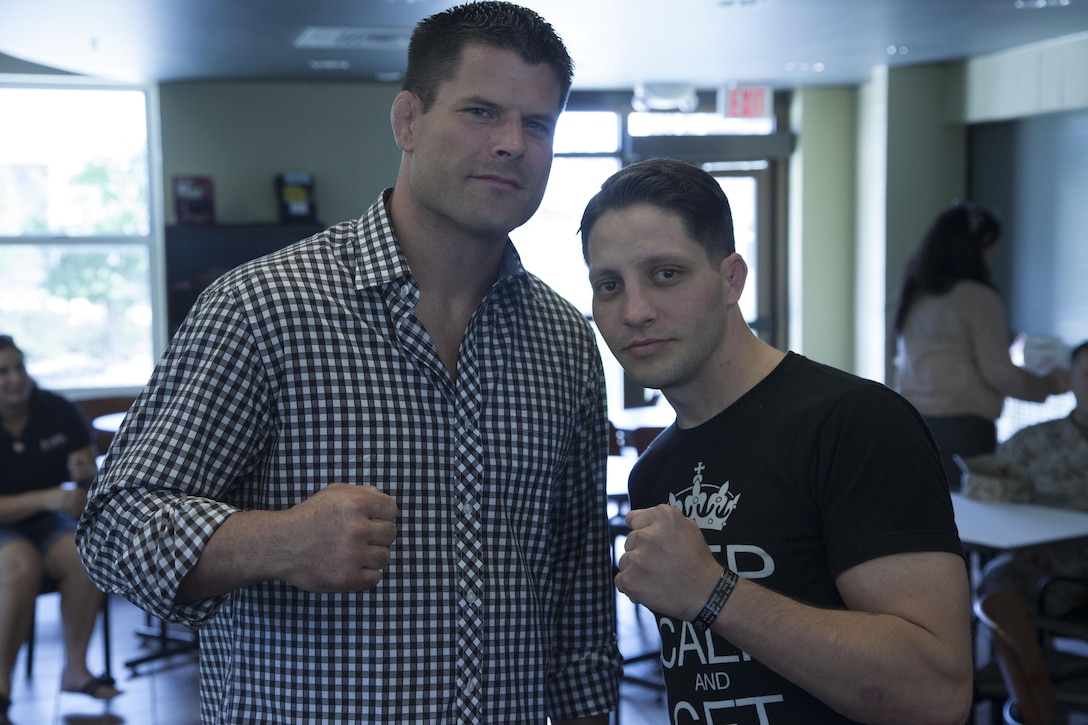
[43,532,118,699]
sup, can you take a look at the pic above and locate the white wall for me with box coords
[960,32,1088,122]
[854,68,888,383]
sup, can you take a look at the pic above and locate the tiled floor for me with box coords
[11,592,670,725]
[615,596,667,725]
[9,593,200,725]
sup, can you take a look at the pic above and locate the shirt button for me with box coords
[399,284,411,297]
[459,501,473,516]
[463,588,477,605]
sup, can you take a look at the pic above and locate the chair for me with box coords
[1035,575,1088,650]
[73,395,136,454]
[974,656,1012,725]
[973,588,1088,724]
[630,427,664,456]
[606,425,666,695]
[25,580,113,683]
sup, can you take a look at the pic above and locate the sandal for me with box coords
[65,675,121,700]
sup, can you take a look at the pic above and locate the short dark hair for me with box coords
[579,158,736,264]
[0,334,18,356]
[893,201,1002,333]
[403,1,574,112]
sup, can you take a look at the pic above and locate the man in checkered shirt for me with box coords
[75,3,622,722]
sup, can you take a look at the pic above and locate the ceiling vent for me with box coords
[294,27,411,50]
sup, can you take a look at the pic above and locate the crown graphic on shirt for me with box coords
[668,461,740,531]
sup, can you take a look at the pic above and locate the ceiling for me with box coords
[1,0,1087,92]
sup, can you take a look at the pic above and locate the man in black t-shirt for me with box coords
[580,160,973,724]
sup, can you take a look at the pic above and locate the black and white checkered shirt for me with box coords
[77,193,622,723]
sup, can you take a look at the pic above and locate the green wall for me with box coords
[160,81,402,226]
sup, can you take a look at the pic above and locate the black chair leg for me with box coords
[24,599,35,680]
[101,594,113,682]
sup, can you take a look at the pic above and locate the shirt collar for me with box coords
[351,190,531,294]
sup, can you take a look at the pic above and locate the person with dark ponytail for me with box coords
[893,202,1068,490]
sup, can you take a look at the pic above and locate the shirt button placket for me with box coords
[452,409,484,720]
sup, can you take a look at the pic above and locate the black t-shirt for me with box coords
[629,353,964,724]
[1,388,91,495]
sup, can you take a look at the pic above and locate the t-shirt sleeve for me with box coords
[817,384,965,577]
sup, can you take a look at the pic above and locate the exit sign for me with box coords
[724,86,772,118]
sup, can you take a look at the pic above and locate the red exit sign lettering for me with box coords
[725,86,771,118]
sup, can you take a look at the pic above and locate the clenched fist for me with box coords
[278,483,399,593]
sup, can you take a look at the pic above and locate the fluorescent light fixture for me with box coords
[632,83,699,112]
[1014,0,1071,7]
[308,60,350,70]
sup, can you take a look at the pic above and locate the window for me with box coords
[511,112,632,421]
[711,173,759,324]
[512,111,621,316]
[513,156,621,315]
[0,80,157,392]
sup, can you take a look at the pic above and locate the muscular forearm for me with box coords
[711,578,972,725]
[618,506,971,724]
[175,509,288,603]
[176,483,396,603]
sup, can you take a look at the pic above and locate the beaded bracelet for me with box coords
[692,567,738,635]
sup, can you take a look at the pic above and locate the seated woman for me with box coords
[0,335,120,724]
[961,339,1088,617]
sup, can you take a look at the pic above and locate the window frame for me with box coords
[0,73,165,397]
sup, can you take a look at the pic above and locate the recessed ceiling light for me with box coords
[1014,0,1071,7]
[784,61,824,73]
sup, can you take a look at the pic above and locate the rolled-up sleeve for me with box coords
[77,287,272,625]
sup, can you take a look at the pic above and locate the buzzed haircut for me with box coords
[403,1,574,113]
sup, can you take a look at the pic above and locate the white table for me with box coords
[951,493,1088,555]
[92,411,127,434]
[950,493,1088,664]
[951,492,1088,603]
